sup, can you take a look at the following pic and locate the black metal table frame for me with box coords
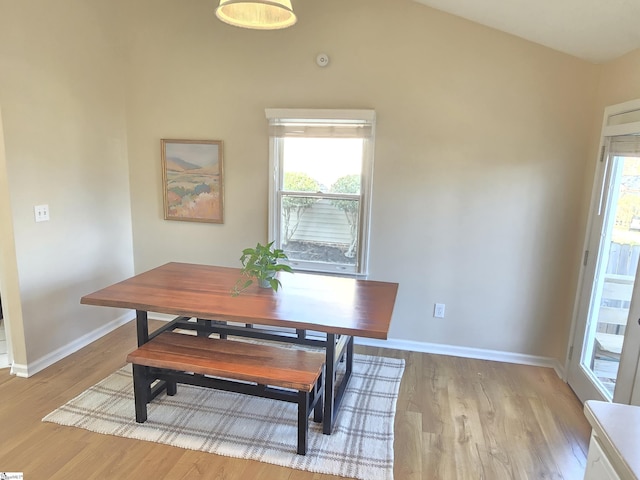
[135,310,354,435]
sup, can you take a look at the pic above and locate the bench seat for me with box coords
[126,331,325,455]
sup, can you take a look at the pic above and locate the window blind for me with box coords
[610,135,640,157]
[266,108,375,139]
[268,123,372,139]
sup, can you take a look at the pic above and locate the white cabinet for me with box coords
[584,400,640,480]
[585,433,621,480]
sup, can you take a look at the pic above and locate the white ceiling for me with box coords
[413,0,640,64]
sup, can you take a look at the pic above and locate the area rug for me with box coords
[43,353,404,480]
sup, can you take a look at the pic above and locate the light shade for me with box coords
[216,0,297,30]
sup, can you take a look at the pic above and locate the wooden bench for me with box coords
[126,331,325,455]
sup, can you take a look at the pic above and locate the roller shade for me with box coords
[610,135,640,157]
[268,122,372,139]
[266,108,375,139]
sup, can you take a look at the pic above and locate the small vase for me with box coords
[259,277,273,288]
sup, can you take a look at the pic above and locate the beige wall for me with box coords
[123,0,600,360]
[597,49,640,108]
[0,1,134,369]
[4,0,636,370]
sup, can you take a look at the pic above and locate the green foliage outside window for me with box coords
[330,174,361,258]
[282,172,320,244]
[616,194,640,229]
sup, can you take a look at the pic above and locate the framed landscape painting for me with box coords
[161,139,224,223]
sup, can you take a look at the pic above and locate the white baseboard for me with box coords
[11,313,132,378]
[12,311,564,379]
[149,314,565,378]
[10,361,27,377]
[355,337,565,379]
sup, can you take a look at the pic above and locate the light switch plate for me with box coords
[34,204,50,222]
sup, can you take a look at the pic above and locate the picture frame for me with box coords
[161,139,224,224]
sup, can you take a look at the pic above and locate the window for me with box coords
[265,109,376,276]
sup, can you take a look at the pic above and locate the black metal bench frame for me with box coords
[130,345,324,455]
[136,313,353,435]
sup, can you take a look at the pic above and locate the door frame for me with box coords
[566,98,640,403]
[0,105,26,373]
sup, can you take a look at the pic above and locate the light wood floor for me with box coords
[0,321,591,479]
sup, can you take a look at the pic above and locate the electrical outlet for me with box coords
[434,303,446,318]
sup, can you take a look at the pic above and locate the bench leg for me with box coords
[132,364,149,423]
[313,368,324,423]
[297,390,310,455]
[166,381,177,396]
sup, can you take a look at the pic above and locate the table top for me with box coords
[81,262,398,339]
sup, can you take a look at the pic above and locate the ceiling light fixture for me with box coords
[215,0,297,30]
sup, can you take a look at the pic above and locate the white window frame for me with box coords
[265,108,376,277]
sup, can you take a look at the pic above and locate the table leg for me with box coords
[323,334,354,435]
[134,309,170,399]
[197,318,212,337]
[323,333,336,435]
[346,334,354,377]
[136,310,149,346]
[334,336,353,407]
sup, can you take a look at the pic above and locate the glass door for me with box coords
[568,123,640,403]
[584,153,638,398]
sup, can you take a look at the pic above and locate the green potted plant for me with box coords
[232,241,293,296]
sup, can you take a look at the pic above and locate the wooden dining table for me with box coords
[81,262,399,435]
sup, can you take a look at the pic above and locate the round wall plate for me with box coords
[316,53,329,67]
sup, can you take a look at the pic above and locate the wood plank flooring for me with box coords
[0,321,591,479]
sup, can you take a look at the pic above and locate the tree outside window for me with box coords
[330,174,360,258]
[282,172,319,245]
